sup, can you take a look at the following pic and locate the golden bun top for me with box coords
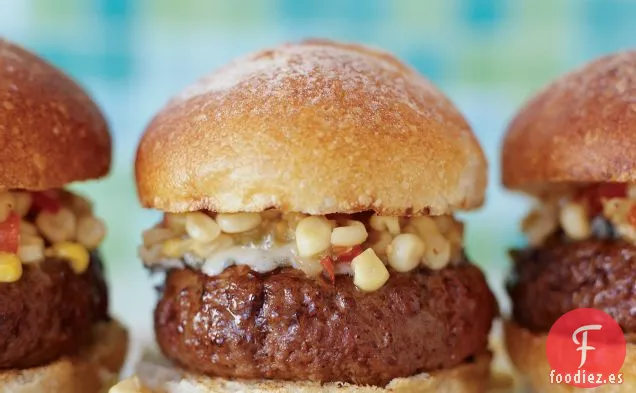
[136,40,487,215]
[0,39,111,190]
[502,51,636,193]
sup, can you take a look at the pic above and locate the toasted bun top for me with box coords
[136,40,487,215]
[0,39,111,190]
[502,51,636,193]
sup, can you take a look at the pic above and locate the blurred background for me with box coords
[1,0,635,367]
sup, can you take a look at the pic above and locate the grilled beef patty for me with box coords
[509,238,636,333]
[0,252,108,368]
[155,261,496,386]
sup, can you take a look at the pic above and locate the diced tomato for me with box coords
[577,183,628,217]
[0,213,20,253]
[320,256,336,284]
[335,245,363,263]
[31,191,61,214]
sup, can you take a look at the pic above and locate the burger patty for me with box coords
[0,252,108,369]
[508,238,636,333]
[155,262,497,386]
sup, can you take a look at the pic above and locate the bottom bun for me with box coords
[505,320,636,392]
[0,320,128,393]
[113,350,492,393]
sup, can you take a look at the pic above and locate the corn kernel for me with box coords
[164,213,187,233]
[76,215,106,249]
[522,208,558,246]
[20,220,38,236]
[69,194,93,216]
[18,245,44,263]
[191,234,234,258]
[410,216,438,236]
[331,220,368,246]
[13,192,32,217]
[142,227,175,247]
[283,212,307,230]
[295,256,324,277]
[370,231,393,255]
[422,232,451,270]
[446,221,465,244]
[369,215,400,235]
[351,248,389,292]
[216,213,262,234]
[387,233,426,272]
[402,225,418,235]
[560,202,592,240]
[295,216,332,257]
[0,252,22,282]
[161,238,192,258]
[432,215,456,234]
[52,242,90,274]
[139,244,162,265]
[36,207,76,243]
[191,241,214,259]
[185,212,221,242]
[18,235,45,263]
[602,198,636,243]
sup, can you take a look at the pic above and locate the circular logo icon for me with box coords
[546,308,626,388]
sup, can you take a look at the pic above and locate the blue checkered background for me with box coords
[1,0,635,360]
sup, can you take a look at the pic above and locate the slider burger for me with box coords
[123,40,497,392]
[0,39,127,392]
[502,51,636,391]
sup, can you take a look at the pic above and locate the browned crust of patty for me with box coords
[135,39,487,215]
[505,320,636,393]
[501,51,636,193]
[125,350,493,393]
[0,253,108,369]
[508,238,636,333]
[0,39,111,189]
[155,264,497,386]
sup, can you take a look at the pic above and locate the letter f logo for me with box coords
[572,324,602,368]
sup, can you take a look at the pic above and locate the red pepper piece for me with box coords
[31,191,61,214]
[335,245,363,263]
[0,213,20,253]
[628,205,636,228]
[578,183,627,217]
[320,256,336,284]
